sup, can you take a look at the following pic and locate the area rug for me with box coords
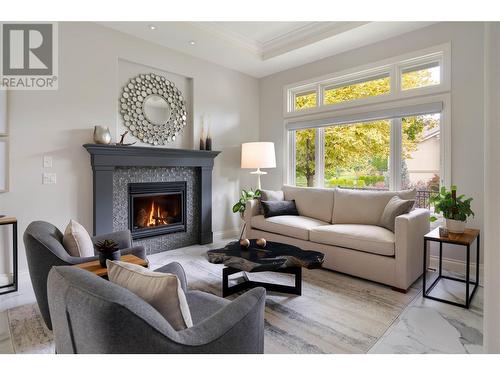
[7,245,420,354]
[7,304,54,354]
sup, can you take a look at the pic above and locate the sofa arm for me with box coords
[243,199,261,223]
[92,230,133,252]
[394,208,430,290]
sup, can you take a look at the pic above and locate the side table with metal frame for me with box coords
[0,216,18,295]
[423,227,480,309]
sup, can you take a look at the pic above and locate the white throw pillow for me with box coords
[62,219,94,257]
[107,260,193,331]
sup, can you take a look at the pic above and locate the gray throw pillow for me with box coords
[379,196,415,232]
[261,200,299,218]
[259,189,284,214]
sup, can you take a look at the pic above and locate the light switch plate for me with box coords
[43,156,53,168]
[43,173,57,184]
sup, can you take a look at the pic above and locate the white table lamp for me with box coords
[241,142,276,189]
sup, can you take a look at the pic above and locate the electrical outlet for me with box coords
[43,156,53,168]
[43,173,57,184]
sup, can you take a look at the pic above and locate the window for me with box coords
[401,114,441,192]
[286,46,449,205]
[290,113,442,198]
[294,90,317,111]
[285,46,448,114]
[324,120,390,189]
[323,75,390,106]
[294,128,316,187]
[401,62,440,91]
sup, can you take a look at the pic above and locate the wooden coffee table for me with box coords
[73,254,148,278]
[207,240,324,297]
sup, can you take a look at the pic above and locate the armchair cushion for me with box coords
[107,260,193,331]
[63,219,94,257]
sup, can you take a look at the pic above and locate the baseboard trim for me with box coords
[429,255,484,287]
[213,228,239,242]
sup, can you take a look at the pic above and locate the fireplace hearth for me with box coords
[128,182,186,239]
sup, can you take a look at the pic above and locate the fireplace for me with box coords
[128,181,187,239]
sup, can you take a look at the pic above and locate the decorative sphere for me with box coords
[239,238,250,248]
[256,238,267,248]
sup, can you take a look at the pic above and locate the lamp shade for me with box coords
[241,142,276,169]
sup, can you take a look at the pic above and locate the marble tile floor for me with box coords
[0,241,484,354]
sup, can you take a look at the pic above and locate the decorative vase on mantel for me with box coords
[94,125,112,145]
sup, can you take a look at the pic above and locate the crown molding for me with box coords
[261,21,369,60]
[188,21,370,60]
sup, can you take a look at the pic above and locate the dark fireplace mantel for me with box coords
[83,144,220,244]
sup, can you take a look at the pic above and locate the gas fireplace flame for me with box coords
[146,201,169,227]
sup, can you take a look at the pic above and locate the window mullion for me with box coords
[390,118,403,190]
[288,130,296,186]
[315,127,325,187]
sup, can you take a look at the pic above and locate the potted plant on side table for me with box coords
[430,185,474,234]
[95,239,121,268]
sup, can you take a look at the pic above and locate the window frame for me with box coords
[283,44,451,118]
[285,94,451,192]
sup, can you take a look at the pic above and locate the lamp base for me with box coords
[250,168,267,190]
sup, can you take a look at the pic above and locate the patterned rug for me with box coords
[7,304,54,354]
[7,246,421,354]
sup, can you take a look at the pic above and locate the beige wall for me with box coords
[259,22,485,263]
[0,22,260,278]
[483,22,500,354]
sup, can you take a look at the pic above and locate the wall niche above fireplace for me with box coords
[128,181,187,240]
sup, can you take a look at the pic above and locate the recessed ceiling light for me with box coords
[188,40,196,46]
[148,24,157,30]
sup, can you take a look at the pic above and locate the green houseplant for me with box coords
[430,185,474,234]
[232,188,261,219]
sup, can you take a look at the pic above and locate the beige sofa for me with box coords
[244,185,430,291]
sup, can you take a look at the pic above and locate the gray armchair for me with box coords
[23,220,146,330]
[47,263,266,353]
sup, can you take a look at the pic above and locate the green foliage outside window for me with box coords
[294,69,440,189]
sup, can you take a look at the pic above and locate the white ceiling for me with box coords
[99,21,435,78]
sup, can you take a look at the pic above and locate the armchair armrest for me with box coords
[176,287,266,353]
[394,208,430,290]
[153,262,187,292]
[244,199,261,223]
[92,230,132,252]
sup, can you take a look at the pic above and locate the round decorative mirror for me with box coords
[119,73,187,146]
[143,95,171,125]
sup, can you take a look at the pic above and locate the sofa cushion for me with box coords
[282,185,335,223]
[333,188,416,225]
[260,189,284,201]
[309,224,395,256]
[251,215,329,241]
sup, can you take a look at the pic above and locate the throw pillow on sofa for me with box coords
[379,196,415,232]
[259,189,284,214]
[107,260,193,331]
[333,188,416,225]
[261,199,299,218]
[260,189,284,201]
[62,219,95,257]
